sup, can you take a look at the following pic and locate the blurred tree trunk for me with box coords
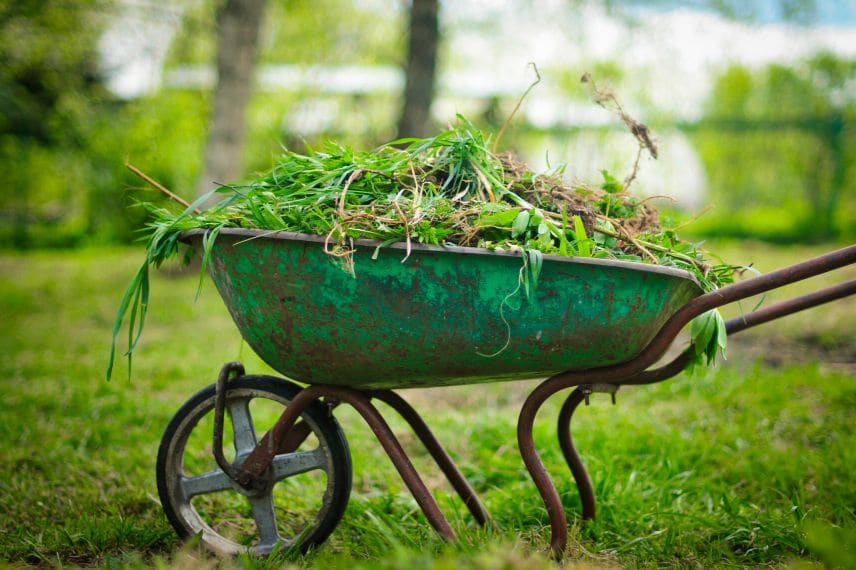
[195,0,267,200]
[396,0,439,139]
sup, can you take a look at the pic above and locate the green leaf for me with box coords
[594,219,618,247]
[690,310,716,358]
[600,170,623,194]
[511,209,530,238]
[573,215,592,257]
[690,309,728,365]
[526,248,543,296]
[107,263,145,381]
[715,309,728,360]
[478,207,520,227]
[558,208,570,256]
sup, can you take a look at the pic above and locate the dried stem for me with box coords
[580,73,658,192]
[126,162,200,214]
[338,169,364,218]
[492,63,541,154]
[670,205,713,231]
[591,215,708,271]
[619,226,659,263]
[624,145,644,191]
[391,200,412,263]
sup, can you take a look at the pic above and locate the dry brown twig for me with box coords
[617,224,659,263]
[390,199,413,263]
[126,162,201,214]
[492,62,542,154]
[580,73,658,191]
[338,169,364,218]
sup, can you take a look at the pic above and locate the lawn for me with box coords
[0,241,853,568]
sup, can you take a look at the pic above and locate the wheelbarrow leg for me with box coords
[518,377,620,556]
[239,384,457,541]
[371,389,492,527]
[518,380,573,557]
[556,388,597,521]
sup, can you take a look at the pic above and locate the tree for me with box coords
[194,0,267,199]
[0,0,113,246]
[396,0,439,139]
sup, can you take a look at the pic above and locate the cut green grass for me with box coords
[0,244,853,568]
[111,118,740,380]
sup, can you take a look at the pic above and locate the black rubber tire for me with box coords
[156,375,351,555]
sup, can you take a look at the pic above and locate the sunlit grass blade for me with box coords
[106,264,145,381]
[573,215,592,257]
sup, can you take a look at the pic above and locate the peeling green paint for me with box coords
[195,230,702,389]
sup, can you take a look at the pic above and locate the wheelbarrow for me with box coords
[156,228,856,556]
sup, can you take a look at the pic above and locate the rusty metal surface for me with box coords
[624,279,856,387]
[557,389,597,521]
[183,228,702,389]
[370,390,491,527]
[543,244,856,388]
[212,362,246,482]
[238,384,457,541]
[516,245,856,556]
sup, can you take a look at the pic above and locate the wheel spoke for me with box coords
[159,379,351,557]
[272,448,327,480]
[228,398,257,456]
[181,469,232,498]
[248,494,281,550]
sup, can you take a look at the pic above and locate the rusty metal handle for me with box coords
[723,278,856,335]
[685,244,855,318]
[518,245,855,556]
[623,279,856,387]
[646,244,856,367]
[545,244,856,386]
[212,361,246,482]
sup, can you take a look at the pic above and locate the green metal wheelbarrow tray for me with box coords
[156,228,856,557]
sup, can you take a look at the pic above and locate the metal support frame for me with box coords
[209,245,854,556]
[369,390,492,527]
[214,382,493,541]
[517,246,855,556]
[557,387,600,520]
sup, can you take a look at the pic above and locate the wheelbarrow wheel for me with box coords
[156,375,351,556]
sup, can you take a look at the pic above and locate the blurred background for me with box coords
[1,3,855,565]
[0,0,854,249]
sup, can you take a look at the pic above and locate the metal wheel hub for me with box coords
[156,376,352,556]
[228,454,273,497]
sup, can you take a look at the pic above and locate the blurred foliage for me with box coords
[0,2,852,248]
[0,0,404,248]
[0,1,204,246]
[167,0,403,67]
[0,0,111,246]
[689,53,855,241]
[799,521,856,569]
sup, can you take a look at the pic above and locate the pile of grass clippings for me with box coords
[109,115,737,380]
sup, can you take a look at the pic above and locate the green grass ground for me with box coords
[0,241,853,568]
